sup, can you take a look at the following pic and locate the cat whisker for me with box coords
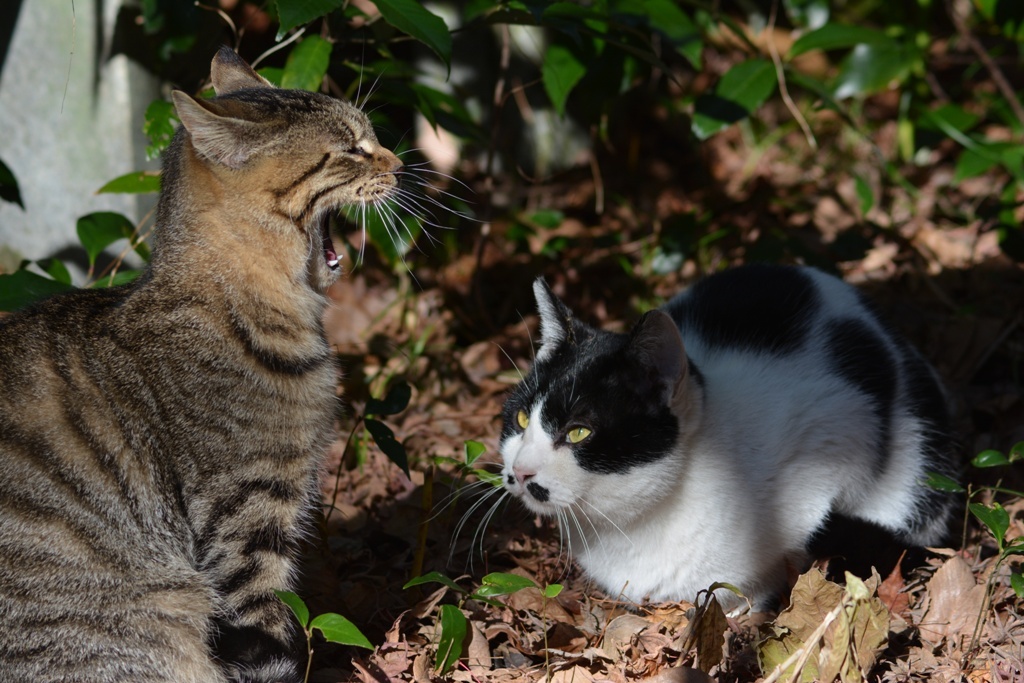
[450,484,507,567]
[577,498,634,549]
[465,488,509,572]
[493,342,526,386]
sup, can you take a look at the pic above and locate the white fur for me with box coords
[501,268,951,610]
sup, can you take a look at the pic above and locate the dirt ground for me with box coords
[296,97,1024,682]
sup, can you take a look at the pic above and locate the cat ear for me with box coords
[628,310,688,402]
[171,91,264,169]
[533,278,574,362]
[210,46,273,96]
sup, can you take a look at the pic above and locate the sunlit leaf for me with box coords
[41,259,72,285]
[542,42,587,116]
[833,41,914,99]
[1011,570,1024,599]
[92,269,143,288]
[275,590,310,629]
[281,36,332,92]
[543,583,564,598]
[854,176,873,216]
[923,472,965,493]
[464,440,486,465]
[789,23,892,57]
[76,213,136,268]
[435,604,467,672]
[474,572,537,597]
[143,99,178,160]
[374,0,452,68]
[970,502,1010,549]
[972,449,1010,468]
[310,612,373,649]
[97,171,161,195]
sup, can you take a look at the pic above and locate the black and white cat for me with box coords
[499,264,957,610]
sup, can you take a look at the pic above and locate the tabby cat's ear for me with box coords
[628,310,688,403]
[533,278,574,362]
[171,91,265,169]
[210,46,273,96]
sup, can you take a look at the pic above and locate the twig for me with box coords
[767,0,817,150]
[946,0,1024,132]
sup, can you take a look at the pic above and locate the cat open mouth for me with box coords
[319,214,340,270]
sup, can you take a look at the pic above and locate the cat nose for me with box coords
[512,466,536,485]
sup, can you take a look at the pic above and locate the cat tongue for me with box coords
[322,231,340,270]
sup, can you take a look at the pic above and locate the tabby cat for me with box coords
[0,47,402,682]
[499,265,957,610]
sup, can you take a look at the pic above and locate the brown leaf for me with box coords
[776,569,844,640]
[467,620,491,674]
[601,614,651,654]
[877,559,911,622]
[918,555,987,648]
[693,595,728,673]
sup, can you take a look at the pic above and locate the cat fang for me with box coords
[498,265,958,611]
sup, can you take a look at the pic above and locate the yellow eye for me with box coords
[516,410,530,429]
[567,426,592,444]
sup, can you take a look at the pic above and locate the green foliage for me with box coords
[276,590,372,683]
[281,36,333,92]
[363,380,412,477]
[403,569,562,673]
[0,158,24,209]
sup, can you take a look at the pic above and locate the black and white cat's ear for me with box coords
[210,46,273,96]
[171,92,265,169]
[533,278,574,362]
[628,310,688,403]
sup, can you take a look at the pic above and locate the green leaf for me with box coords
[41,259,72,285]
[1011,570,1024,599]
[474,572,537,597]
[143,99,178,160]
[96,171,161,194]
[543,583,564,599]
[435,604,467,673]
[970,502,1010,549]
[1010,441,1024,463]
[789,23,893,57]
[833,41,914,99]
[256,67,284,87]
[0,269,74,312]
[76,213,137,268]
[632,0,701,67]
[281,36,332,92]
[542,42,587,116]
[366,380,412,417]
[92,269,144,289]
[363,209,421,266]
[0,157,24,209]
[954,145,1003,183]
[692,59,777,140]
[464,440,486,465]
[275,0,346,33]
[374,0,452,68]
[310,612,373,649]
[404,571,467,594]
[364,418,409,477]
[972,449,1011,468]
[274,590,310,629]
[474,469,504,487]
[923,472,965,493]
[854,176,873,216]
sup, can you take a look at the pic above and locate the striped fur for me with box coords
[0,48,401,682]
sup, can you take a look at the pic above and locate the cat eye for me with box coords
[516,410,529,430]
[566,426,592,444]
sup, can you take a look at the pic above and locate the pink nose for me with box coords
[512,466,536,485]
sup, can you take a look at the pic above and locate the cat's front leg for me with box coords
[196,490,310,682]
